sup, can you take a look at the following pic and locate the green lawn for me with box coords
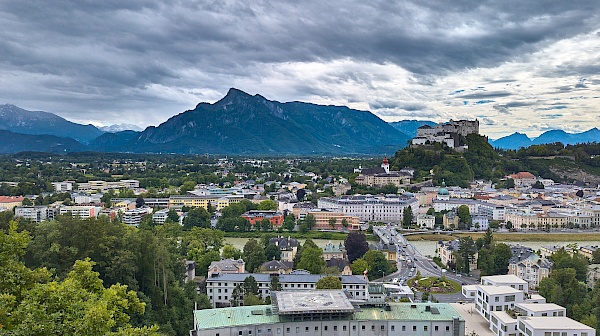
[408,276,461,294]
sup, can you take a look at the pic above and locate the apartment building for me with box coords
[508,253,553,288]
[206,273,368,308]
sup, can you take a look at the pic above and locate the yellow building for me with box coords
[169,195,243,210]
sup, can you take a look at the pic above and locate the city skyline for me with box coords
[1,1,599,138]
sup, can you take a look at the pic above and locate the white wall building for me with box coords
[318,195,418,223]
[206,273,368,308]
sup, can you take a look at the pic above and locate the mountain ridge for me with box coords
[89,88,410,154]
[0,104,104,143]
[490,128,600,149]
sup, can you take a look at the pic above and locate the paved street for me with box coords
[372,225,479,302]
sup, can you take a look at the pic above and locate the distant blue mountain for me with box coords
[389,120,436,138]
[489,132,532,150]
[490,128,600,149]
[0,104,104,143]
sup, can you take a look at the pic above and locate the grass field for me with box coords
[223,231,378,241]
[405,232,600,242]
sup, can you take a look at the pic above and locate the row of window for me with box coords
[225,324,453,336]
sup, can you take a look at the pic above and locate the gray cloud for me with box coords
[0,0,598,134]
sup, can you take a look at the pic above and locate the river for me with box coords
[226,237,600,257]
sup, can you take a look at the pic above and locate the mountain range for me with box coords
[0,89,410,155]
[389,120,437,138]
[0,104,104,144]
[490,128,600,150]
[1,91,599,154]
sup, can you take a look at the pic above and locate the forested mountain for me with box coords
[0,130,86,153]
[89,88,410,155]
[0,104,104,143]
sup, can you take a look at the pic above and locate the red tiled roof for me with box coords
[509,172,536,180]
[0,196,25,203]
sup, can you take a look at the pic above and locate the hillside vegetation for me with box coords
[392,135,600,186]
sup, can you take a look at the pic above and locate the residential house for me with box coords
[269,237,299,263]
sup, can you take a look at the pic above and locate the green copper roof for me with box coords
[193,303,463,330]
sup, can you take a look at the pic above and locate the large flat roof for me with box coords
[520,317,595,331]
[482,275,528,284]
[193,303,463,331]
[274,291,355,315]
[515,303,565,312]
[477,285,522,295]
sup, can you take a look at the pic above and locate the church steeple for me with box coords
[381,156,390,174]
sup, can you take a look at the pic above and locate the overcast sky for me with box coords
[1,1,599,138]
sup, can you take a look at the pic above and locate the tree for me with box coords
[304,214,316,230]
[402,205,414,228]
[506,221,513,230]
[457,236,477,274]
[135,196,145,208]
[222,244,243,259]
[350,258,368,276]
[167,209,180,222]
[315,276,343,289]
[283,214,295,232]
[258,200,278,211]
[265,244,281,261]
[260,218,273,232]
[506,178,515,189]
[243,239,266,272]
[297,246,326,274]
[341,218,349,229]
[345,232,369,262]
[269,276,282,292]
[183,207,210,230]
[532,181,545,189]
[328,217,337,229]
[457,205,471,229]
[364,250,392,280]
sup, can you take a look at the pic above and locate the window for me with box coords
[315,327,318,332]
[334,326,338,331]
[353,326,356,331]
[324,326,328,331]
[371,326,375,331]
[277,329,281,335]
[424,326,428,331]
[381,326,385,330]
[505,295,515,302]
[435,326,439,331]
[402,326,406,331]
[362,326,365,330]
[239,332,243,336]
[305,327,309,332]
[286,328,290,333]
[446,326,450,331]
[413,326,417,331]
[296,327,299,333]
[249,332,252,336]
[495,297,500,302]
[343,326,347,331]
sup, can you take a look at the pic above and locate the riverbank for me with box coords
[406,232,600,242]
[223,231,378,241]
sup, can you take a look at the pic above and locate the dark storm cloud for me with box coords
[0,0,599,124]
[458,92,512,99]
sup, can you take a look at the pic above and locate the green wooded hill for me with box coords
[393,136,600,186]
[90,88,410,155]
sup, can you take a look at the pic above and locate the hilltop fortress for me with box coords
[411,119,479,150]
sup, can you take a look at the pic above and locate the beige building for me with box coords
[437,240,477,272]
[0,196,24,210]
[354,157,411,188]
[208,258,246,277]
[508,253,553,288]
[169,195,243,210]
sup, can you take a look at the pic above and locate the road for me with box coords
[373,225,478,302]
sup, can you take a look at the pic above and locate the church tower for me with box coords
[381,156,390,174]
